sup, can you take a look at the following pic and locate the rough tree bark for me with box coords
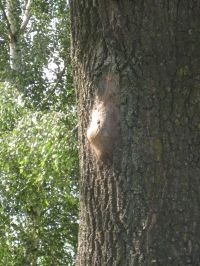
[70,1,200,265]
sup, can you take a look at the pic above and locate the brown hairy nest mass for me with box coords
[87,73,120,162]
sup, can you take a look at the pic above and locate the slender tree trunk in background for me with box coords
[71,1,200,265]
[2,0,32,71]
[23,209,40,266]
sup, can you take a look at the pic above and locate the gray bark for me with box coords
[71,1,200,265]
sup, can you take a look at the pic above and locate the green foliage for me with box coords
[0,83,25,132]
[0,0,73,110]
[0,1,79,265]
[0,83,78,265]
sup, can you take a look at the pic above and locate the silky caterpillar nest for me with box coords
[87,74,120,162]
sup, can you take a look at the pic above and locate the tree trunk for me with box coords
[70,1,200,265]
[4,0,32,71]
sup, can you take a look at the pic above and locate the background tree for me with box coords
[0,0,79,265]
[0,0,73,109]
[70,1,200,265]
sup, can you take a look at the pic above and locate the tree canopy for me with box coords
[0,1,79,265]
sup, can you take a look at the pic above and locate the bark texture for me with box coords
[71,1,200,265]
